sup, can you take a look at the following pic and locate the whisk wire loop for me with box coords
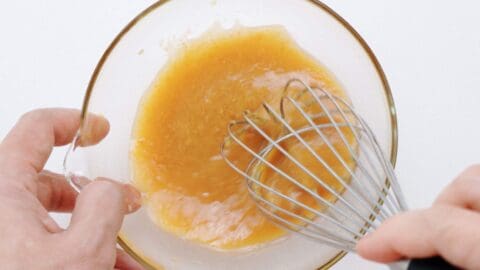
[221,79,408,250]
[223,120,371,230]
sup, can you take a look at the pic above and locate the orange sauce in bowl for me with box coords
[131,26,352,249]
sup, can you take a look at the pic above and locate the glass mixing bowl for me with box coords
[64,0,397,269]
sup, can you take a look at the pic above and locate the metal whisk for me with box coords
[221,79,453,270]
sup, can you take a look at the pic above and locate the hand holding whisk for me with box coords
[221,79,455,270]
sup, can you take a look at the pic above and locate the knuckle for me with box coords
[19,108,50,123]
[81,179,125,214]
[17,109,53,155]
[87,179,123,198]
[430,206,480,267]
[427,206,454,240]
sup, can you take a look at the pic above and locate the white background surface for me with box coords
[1,1,479,269]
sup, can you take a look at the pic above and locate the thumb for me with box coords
[67,178,141,248]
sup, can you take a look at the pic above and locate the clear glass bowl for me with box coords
[64,0,397,269]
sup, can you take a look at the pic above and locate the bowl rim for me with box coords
[78,0,398,269]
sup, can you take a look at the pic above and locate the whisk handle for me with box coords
[407,257,456,270]
[389,256,456,270]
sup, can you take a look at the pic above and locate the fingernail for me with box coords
[71,175,91,189]
[78,114,110,146]
[124,184,142,213]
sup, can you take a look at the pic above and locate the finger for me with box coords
[435,164,480,210]
[115,248,144,270]
[356,205,480,269]
[68,178,141,248]
[0,108,109,176]
[37,170,77,212]
[71,175,142,214]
